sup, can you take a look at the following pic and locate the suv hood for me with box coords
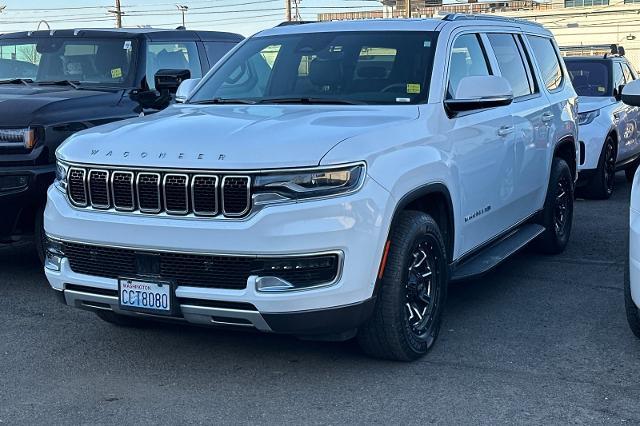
[0,84,123,127]
[58,104,420,169]
[577,96,616,113]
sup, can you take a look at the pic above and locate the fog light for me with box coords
[254,254,341,292]
[0,175,29,193]
[44,238,65,271]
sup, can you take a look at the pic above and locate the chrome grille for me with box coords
[222,176,251,216]
[111,171,134,211]
[88,170,110,209]
[68,168,87,206]
[66,166,252,218]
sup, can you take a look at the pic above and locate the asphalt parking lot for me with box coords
[1,174,639,425]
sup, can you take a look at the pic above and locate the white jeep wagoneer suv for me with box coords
[45,16,578,361]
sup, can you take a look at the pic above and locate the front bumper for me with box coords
[44,176,393,334]
[0,164,55,242]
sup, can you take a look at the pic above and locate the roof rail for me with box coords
[560,44,625,58]
[441,13,544,27]
[276,20,315,27]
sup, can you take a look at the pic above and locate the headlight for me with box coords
[54,160,69,192]
[253,163,365,202]
[0,128,38,149]
[577,110,600,126]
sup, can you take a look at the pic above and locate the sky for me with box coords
[0,0,383,36]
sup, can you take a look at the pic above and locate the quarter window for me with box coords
[447,34,491,99]
[146,42,202,90]
[487,33,533,98]
[527,35,563,91]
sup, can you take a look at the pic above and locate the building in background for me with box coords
[317,0,640,68]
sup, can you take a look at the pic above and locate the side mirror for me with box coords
[621,80,640,106]
[445,75,514,114]
[175,78,201,103]
[154,69,191,94]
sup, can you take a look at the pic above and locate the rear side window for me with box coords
[204,42,237,68]
[487,33,534,98]
[447,34,491,99]
[526,35,563,91]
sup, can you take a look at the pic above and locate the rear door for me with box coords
[485,32,550,223]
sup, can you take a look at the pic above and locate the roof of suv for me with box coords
[257,15,551,37]
[0,28,243,42]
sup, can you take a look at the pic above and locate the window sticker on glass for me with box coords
[424,41,432,48]
[123,40,132,50]
[111,68,123,79]
[396,97,411,103]
[598,86,606,93]
[407,83,421,94]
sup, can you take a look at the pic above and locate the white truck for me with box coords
[45,16,578,361]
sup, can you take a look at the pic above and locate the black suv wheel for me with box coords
[357,211,448,361]
[534,157,574,254]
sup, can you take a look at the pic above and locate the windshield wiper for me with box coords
[0,78,33,86]
[37,80,81,89]
[258,97,365,105]
[189,98,257,105]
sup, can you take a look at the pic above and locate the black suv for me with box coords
[0,28,243,260]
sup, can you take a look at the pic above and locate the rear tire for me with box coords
[95,311,150,327]
[624,256,640,339]
[581,136,616,199]
[534,157,574,254]
[357,211,448,361]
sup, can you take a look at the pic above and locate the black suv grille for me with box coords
[66,167,251,218]
[62,242,340,290]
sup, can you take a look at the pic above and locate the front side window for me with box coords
[0,38,136,86]
[527,35,563,91]
[447,33,491,99]
[146,42,202,90]
[487,33,534,98]
[613,62,625,93]
[622,62,635,83]
[190,31,438,105]
[565,60,611,96]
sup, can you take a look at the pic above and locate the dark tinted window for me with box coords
[487,33,533,98]
[204,42,237,67]
[565,60,611,96]
[527,35,563,91]
[447,33,491,99]
[191,31,438,105]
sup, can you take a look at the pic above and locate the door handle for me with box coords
[542,112,554,123]
[497,125,515,137]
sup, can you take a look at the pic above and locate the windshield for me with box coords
[189,31,437,105]
[0,37,136,86]
[565,60,611,97]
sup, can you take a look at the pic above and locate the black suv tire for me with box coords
[357,211,448,361]
[534,157,574,254]
[581,135,616,199]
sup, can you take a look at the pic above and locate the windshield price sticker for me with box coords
[111,68,123,79]
[407,83,421,94]
[123,40,132,50]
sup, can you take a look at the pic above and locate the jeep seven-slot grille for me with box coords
[61,242,340,290]
[67,167,251,218]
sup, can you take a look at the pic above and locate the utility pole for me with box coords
[177,5,188,28]
[285,0,292,22]
[405,0,411,18]
[109,0,124,28]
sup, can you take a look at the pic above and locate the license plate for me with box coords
[119,279,172,314]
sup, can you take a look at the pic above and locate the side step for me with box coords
[450,223,545,282]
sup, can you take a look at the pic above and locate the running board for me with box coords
[450,223,545,282]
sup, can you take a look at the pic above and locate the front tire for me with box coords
[582,136,616,199]
[624,256,640,339]
[357,211,448,361]
[534,157,574,254]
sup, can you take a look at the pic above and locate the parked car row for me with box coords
[0,15,639,361]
